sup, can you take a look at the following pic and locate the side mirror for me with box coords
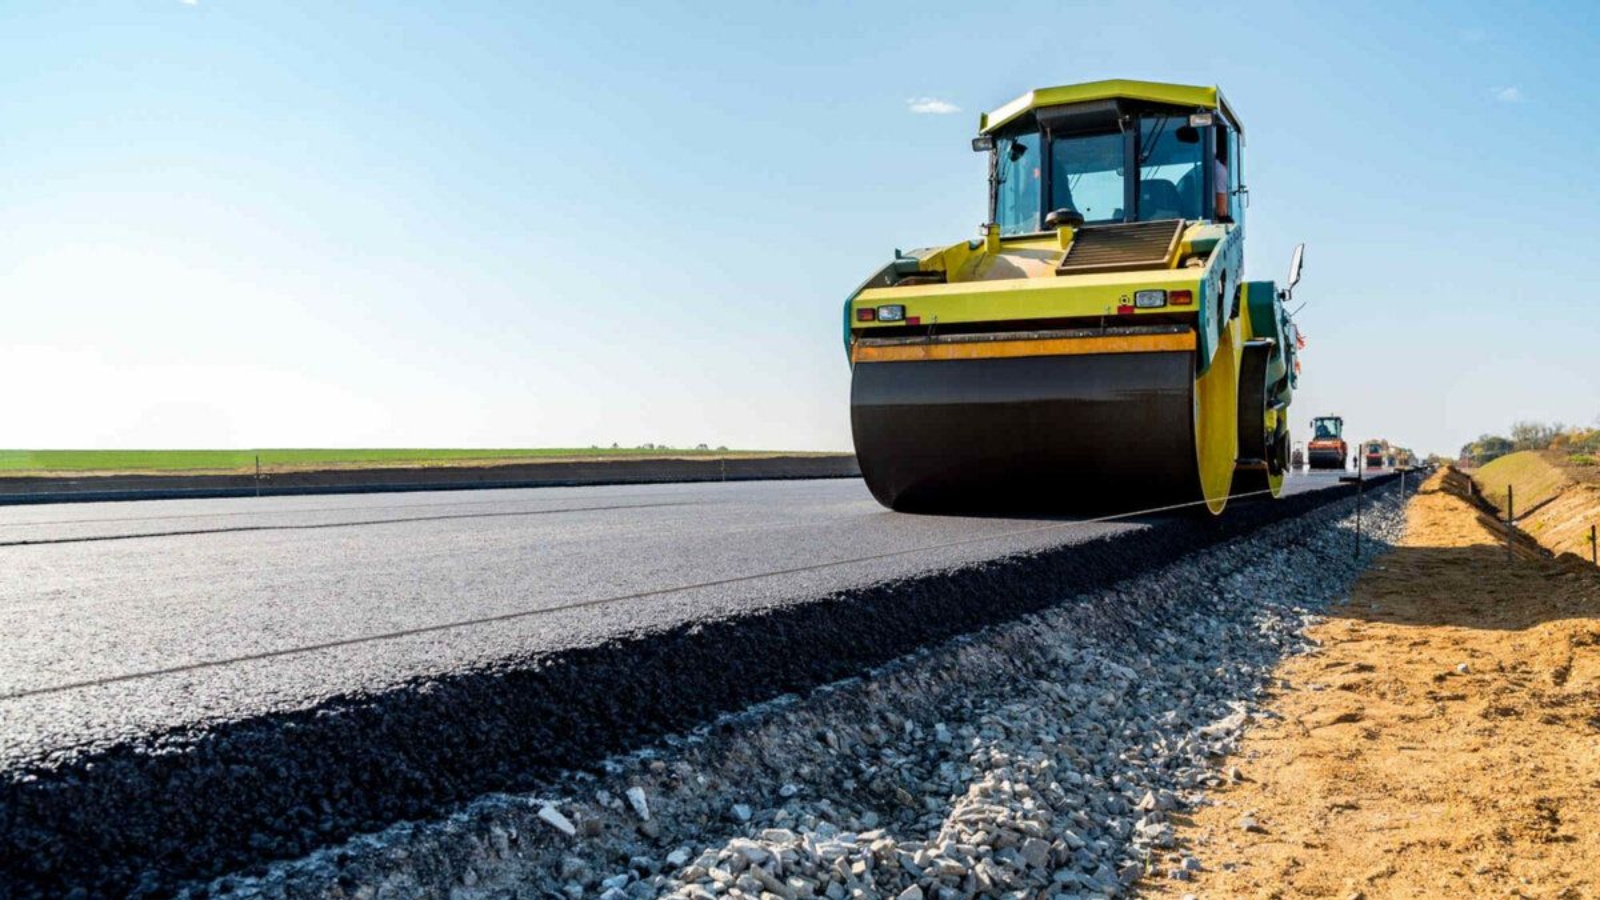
[971,135,994,153]
[1288,243,1305,290]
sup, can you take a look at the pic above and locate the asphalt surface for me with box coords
[3,472,1346,764]
[0,471,1367,897]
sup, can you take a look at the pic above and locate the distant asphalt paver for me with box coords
[0,471,1370,897]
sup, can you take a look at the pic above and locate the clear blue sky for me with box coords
[4,0,1596,457]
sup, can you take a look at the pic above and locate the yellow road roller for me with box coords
[844,79,1304,514]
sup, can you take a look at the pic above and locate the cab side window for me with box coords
[1228,126,1243,226]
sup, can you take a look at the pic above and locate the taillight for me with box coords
[856,307,876,322]
[1169,289,1193,306]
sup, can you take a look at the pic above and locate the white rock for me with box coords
[538,805,577,836]
[626,786,651,821]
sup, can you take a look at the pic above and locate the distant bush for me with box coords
[1569,430,1600,454]
[1460,434,1514,465]
[1462,420,1600,466]
[1569,454,1597,467]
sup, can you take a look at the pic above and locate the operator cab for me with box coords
[1312,417,1344,440]
[979,96,1243,236]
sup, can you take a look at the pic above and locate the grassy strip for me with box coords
[1471,450,1573,513]
[1472,452,1600,561]
[0,448,816,476]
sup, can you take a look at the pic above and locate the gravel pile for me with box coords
[201,487,1406,900]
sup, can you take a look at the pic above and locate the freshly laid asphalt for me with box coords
[0,471,1369,897]
[3,473,1347,763]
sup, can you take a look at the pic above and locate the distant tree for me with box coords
[716,445,729,452]
[1509,420,1562,451]
[611,442,619,449]
[1570,428,1600,454]
[1464,434,1515,465]
[695,443,709,451]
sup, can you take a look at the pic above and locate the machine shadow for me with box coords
[886,482,1329,525]
[888,505,1222,526]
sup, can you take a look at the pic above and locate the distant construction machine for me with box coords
[844,80,1305,514]
[1307,416,1348,469]
[1363,440,1389,470]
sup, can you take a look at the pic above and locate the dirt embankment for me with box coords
[1144,469,1600,899]
[1473,450,1600,565]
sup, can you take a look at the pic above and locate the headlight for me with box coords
[876,305,906,322]
[1133,290,1167,309]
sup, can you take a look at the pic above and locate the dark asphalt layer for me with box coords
[3,472,1345,766]
[1,471,1373,898]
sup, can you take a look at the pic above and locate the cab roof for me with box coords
[979,79,1242,135]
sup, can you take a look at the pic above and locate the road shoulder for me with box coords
[1145,471,1600,898]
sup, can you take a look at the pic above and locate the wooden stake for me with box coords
[1506,484,1515,562]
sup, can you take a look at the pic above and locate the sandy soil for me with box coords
[1144,472,1600,899]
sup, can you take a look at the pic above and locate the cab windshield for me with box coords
[992,113,1214,235]
[1048,131,1123,224]
[1314,421,1340,439]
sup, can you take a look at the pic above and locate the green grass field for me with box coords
[0,448,819,476]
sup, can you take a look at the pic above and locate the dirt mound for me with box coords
[1143,470,1600,899]
[1474,451,1600,564]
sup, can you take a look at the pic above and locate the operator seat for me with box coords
[1175,169,1202,218]
[1138,179,1183,220]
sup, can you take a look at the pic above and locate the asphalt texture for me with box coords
[0,471,1373,898]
